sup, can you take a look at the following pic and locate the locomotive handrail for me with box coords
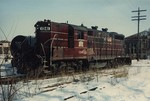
[50,34,58,65]
[43,34,58,66]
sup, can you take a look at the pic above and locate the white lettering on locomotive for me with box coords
[40,27,51,31]
[79,41,83,47]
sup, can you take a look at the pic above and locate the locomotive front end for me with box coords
[34,20,52,69]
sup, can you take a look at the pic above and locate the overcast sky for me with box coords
[0,0,149,40]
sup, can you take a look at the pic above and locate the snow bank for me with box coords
[1,59,150,101]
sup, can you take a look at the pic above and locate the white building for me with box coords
[0,40,10,56]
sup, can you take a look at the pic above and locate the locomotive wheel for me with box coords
[52,62,77,75]
[62,62,75,74]
[106,60,114,68]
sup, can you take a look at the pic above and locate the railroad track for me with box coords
[0,75,25,84]
[0,64,129,85]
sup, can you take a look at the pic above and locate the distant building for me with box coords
[0,40,10,55]
[125,30,150,59]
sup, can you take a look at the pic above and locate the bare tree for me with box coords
[0,56,19,101]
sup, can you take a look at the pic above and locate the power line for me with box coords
[0,26,8,41]
[131,7,147,61]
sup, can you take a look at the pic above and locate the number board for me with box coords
[39,26,51,32]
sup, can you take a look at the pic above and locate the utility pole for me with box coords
[131,7,146,61]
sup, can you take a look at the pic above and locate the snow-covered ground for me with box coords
[1,59,150,101]
[0,56,15,77]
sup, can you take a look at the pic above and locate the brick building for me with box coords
[125,30,150,59]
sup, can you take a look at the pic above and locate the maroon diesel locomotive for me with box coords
[10,20,131,74]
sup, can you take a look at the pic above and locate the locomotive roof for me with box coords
[88,28,96,31]
[109,32,125,39]
[69,24,88,31]
[109,32,124,37]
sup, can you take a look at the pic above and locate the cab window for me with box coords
[77,31,84,39]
